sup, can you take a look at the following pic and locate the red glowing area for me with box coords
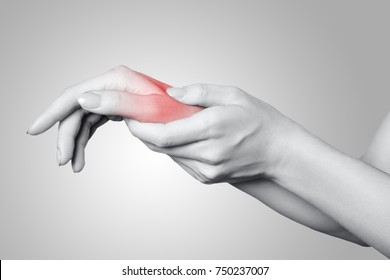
[120,70,203,123]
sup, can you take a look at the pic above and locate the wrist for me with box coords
[268,119,335,186]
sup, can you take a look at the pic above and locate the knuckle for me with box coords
[154,134,171,148]
[187,83,206,100]
[110,65,132,81]
[112,65,130,73]
[200,168,221,184]
[189,83,205,94]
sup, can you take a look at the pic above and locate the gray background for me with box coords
[0,0,389,259]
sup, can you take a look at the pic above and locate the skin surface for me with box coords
[273,126,390,257]
[127,85,390,256]
[28,66,201,170]
[28,66,390,257]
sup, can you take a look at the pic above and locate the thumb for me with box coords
[166,84,243,107]
[77,90,202,123]
[78,90,157,122]
[78,90,131,117]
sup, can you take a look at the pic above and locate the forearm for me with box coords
[275,124,390,257]
[233,179,366,245]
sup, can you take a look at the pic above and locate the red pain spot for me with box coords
[126,71,203,123]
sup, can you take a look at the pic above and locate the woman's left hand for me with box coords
[126,84,297,184]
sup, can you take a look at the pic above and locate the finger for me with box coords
[78,90,202,123]
[71,114,105,173]
[142,140,221,165]
[27,70,116,135]
[89,116,109,138]
[27,66,171,135]
[124,109,214,148]
[166,84,245,107]
[57,109,86,166]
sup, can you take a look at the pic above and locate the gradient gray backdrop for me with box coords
[1,0,389,259]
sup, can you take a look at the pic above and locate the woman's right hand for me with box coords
[27,65,201,172]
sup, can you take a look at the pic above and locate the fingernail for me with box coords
[73,164,82,173]
[27,121,37,135]
[166,87,184,99]
[78,92,101,109]
[57,149,62,166]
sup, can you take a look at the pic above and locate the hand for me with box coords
[27,65,201,172]
[125,84,297,184]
